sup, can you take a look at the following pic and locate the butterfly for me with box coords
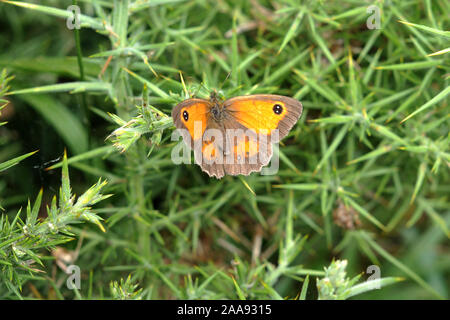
[172,92,302,179]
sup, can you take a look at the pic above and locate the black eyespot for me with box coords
[182,110,189,121]
[273,104,283,115]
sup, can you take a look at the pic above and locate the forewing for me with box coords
[172,98,211,148]
[224,94,302,142]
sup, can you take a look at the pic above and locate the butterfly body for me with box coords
[209,94,227,122]
[172,93,302,179]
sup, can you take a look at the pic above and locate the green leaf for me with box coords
[278,10,304,54]
[2,0,104,30]
[401,86,450,123]
[0,150,38,172]
[347,277,404,298]
[19,94,88,154]
[398,20,450,38]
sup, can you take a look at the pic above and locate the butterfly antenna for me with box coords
[219,71,232,91]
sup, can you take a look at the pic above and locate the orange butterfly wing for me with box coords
[224,94,303,142]
[171,94,303,179]
[171,98,211,147]
[213,116,269,177]
[172,98,226,178]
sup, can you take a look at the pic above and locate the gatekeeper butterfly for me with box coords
[172,92,302,179]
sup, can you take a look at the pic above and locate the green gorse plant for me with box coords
[0,147,110,296]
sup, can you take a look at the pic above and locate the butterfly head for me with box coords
[209,89,226,103]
